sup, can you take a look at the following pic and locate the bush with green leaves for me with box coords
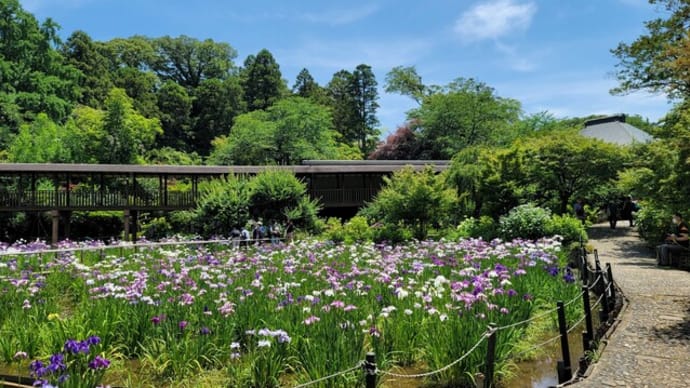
[499,204,552,241]
[195,175,251,237]
[249,170,316,223]
[634,201,673,246]
[360,166,457,240]
[545,214,587,246]
[322,216,374,244]
[453,216,499,240]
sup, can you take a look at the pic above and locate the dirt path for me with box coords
[572,223,690,387]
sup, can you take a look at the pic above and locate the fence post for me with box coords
[580,246,588,282]
[599,275,610,323]
[594,250,602,273]
[556,301,573,383]
[606,263,616,310]
[365,352,376,388]
[484,327,497,388]
[581,286,593,350]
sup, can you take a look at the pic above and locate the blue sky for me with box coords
[22,0,672,135]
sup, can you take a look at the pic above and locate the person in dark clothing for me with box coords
[574,199,586,225]
[607,200,619,229]
[621,196,635,227]
[656,213,689,265]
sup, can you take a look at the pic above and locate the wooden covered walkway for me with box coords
[0,161,448,243]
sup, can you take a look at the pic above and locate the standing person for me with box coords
[607,199,619,229]
[270,221,281,244]
[574,198,586,225]
[285,219,295,243]
[621,196,635,227]
[230,226,241,249]
[252,221,263,245]
[240,225,250,249]
[656,213,689,266]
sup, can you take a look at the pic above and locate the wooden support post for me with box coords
[51,210,60,246]
[123,209,131,242]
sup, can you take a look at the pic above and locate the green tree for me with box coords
[293,68,318,97]
[384,65,427,105]
[447,145,525,219]
[611,0,690,97]
[208,97,339,165]
[101,88,162,164]
[350,64,380,154]
[241,49,286,111]
[327,70,357,147]
[208,110,276,165]
[518,132,627,214]
[191,77,245,156]
[61,30,114,108]
[409,78,521,159]
[150,35,237,88]
[361,166,457,239]
[155,80,194,150]
[64,105,105,163]
[7,113,71,162]
[0,0,80,124]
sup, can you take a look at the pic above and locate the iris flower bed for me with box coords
[0,237,580,387]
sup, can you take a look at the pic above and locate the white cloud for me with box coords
[454,0,537,42]
[300,4,380,26]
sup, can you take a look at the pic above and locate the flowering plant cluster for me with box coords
[28,336,110,388]
[1,236,581,387]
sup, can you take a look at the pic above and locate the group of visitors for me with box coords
[573,196,639,228]
[605,196,638,229]
[229,219,294,249]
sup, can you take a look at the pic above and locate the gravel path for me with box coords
[572,223,690,388]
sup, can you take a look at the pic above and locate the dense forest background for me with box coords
[4,0,690,248]
[0,0,659,167]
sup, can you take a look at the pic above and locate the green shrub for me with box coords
[371,223,414,243]
[140,216,173,240]
[499,204,551,241]
[634,202,672,246]
[453,216,499,240]
[545,214,587,246]
[323,218,345,243]
[195,175,251,237]
[249,170,308,223]
[284,196,322,233]
[342,216,373,244]
[168,211,198,235]
[360,166,457,240]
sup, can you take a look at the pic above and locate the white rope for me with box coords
[376,330,490,379]
[494,289,585,332]
[292,361,364,388]
[567,314,588,334]
[509,333,562,359]
[591,292,605,310]
[587,275,602,290]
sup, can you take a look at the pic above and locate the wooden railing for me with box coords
[0,190,198,211]
[310,188,378,207]
[0,188,376,211]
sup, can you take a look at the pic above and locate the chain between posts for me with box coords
[291,361,364,388]
[376,330,491,379]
